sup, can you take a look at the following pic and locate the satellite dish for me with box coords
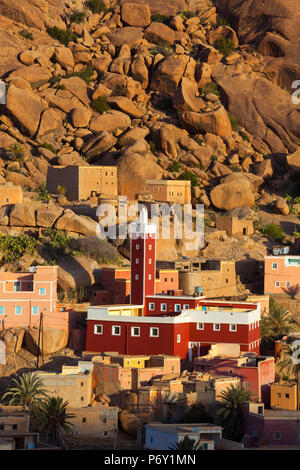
[29,266,36,273]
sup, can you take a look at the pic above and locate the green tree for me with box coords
[216,384,253,442]
[261,298,295,341]
[168,435,204,450]
[33,396,75,445]
[2,372,48,411]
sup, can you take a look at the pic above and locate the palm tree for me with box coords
[32,396,75,446]
[261,298,295,341]
[168,436,204,450]
[2,372,48,411]
[277,342,300,409]
[216,384,253,442]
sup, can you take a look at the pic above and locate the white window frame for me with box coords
[197,322,204,330]
[149,302,155,311]
[94,324,103,335]
[0,306,5,315]
[183,304,189,309]
[229,324,237,332]
[15,306,23,315]
[272,263,278,269]
[148,274,152,280]
[112,325,121,336]
[39,287,46,295]
[286,281,291,287]
[213,323,220,331]
[177,334,181,343]
[275,281,280,287]
[175,304,181,312]
[150,327,159,338]
[135,258,139,264]
[131,326,140,337]
[160,303,167,312]
[274,432,281,441]
[149,244,152,250]
[136,244,139,250]
[31,306,39,315]
[135,274,139,280]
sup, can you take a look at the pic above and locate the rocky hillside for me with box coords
[0,0,298,291]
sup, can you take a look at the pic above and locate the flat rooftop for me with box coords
[146,423,222,434]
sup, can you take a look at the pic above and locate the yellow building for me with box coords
[46,165,117,201]
[0,183,23,205]
[270,382,297,410]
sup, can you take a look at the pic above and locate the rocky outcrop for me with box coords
[24,327,68,355]
[0,328,25,353]
[215,0,300,89]
[6,85,48,137]
[180,106,232,137]
[214,66,300,153]
[210,177,256,210]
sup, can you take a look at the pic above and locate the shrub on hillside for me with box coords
[47,27,75,46]
[261,223,284,241]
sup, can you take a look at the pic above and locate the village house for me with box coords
[36,364,93,408]
[46,165,117,201]
[88,354,181,399]
[86,208,261,359]
[119,178,191,204]
[194,347,275,406]
[141,180,191,205]
[121,371,241,423]
[270,382,298,411]
[158,258,237,298]
[264,255,300,295]
[216,215,254,237]
[68,404,119,439]
[242,402,300,448]
[0,406,57,450]
[144,423,223,450]
[0,183,23,205]
[0,266,59,330]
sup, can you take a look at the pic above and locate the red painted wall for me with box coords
[86,319,186,357]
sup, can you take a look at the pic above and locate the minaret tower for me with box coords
[129,207,156,306]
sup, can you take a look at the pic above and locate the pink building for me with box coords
[243,403,300,447]
[0,266,68,330]
[195,354,275,405]
[264,256,300,294]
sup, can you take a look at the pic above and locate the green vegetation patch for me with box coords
[261,223,284,241]
[91,96,110,114]
[0,234,37,264]
[85,0,108,14]
[47,27,75,46]
[214,37,236,56]
[177,170,199,187]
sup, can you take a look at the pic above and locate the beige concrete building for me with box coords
[178,259,237,298]
[121,371,241,422]
[0,406,30,433]
[141,180,191,204]
[119,178,191,204]
[36,365,93,408]
[68,404,119,438]
[46,165,117,201]
[0,183,23,205]
[216,216,254,237]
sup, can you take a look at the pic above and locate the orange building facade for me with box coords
[264,256,300,295]
[0,266,70,330]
